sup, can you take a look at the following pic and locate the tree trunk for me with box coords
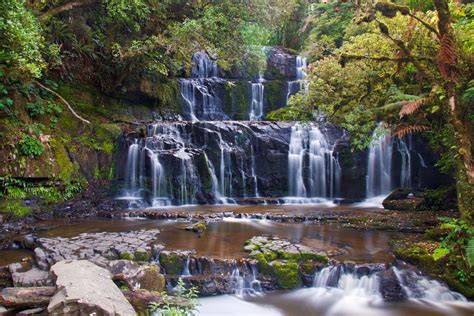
[433,0,474,222]
[0,287,55,308]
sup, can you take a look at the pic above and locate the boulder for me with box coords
[48,260,136,315]
[382,189,426,211]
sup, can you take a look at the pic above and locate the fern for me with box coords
[393,124,429,138]
[399,98,425,118]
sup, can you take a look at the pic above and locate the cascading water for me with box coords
[397,137,412,190]
[179,52,228,121]
[286,56,309,104]
[313,265,467,302]
[249,74,264,121]
[286,123,341,203]
[366,126,393,198]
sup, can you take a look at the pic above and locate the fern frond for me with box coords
[393,124,430,138]
[399,98,425,118]
[437,33,458,82]
[467,239,474,268]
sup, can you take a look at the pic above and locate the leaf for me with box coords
[393,124,430,138]
[432,247,450,261]
[399,98,425,118]
[467,239,474,268]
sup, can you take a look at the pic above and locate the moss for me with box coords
[272,260,301,289]
[50,138,77,182]
[134,248,152,262]
[120,252,135,261]
[263,81,287,113]
[300,261,318,276]
[159,252,183,275]
[300,252,329,263]
[229,81,251,120]
[191,221,207,233]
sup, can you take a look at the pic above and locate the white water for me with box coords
[199,266,472,316]
[366,125,393,198]
[249,74,265,120]
[286,56,309,105]
[286,123,340,203]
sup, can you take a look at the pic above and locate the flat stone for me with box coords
[48,260,136,315]
[16,307,45,315]
[12,268,52,287]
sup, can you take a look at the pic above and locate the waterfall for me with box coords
[397,138,412,190]
[366,126,393,198]
[249,74,264,121]
[179,52,228,121]
[286,56,309,105]
[230,263,262,296]
[287,123,341,202]
[250,145,259,198]
[124,140,140,195]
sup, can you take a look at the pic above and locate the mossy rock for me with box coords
[120,252,135,261]
[269,260,301,289]
[134,248,152,262]
[159,251,185,275]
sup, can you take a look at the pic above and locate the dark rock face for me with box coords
[118,120,448,205]
[264,47,297,80]
[378,268,407,302]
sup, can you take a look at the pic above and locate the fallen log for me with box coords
[0,287,55,308]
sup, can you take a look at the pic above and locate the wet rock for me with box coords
[264,47,297,80]
[0,267,12,288]
[159,250,193,275]
[185,221,207,234]
[109,260,165,292]
[35,229,161,265]
[382,189,426,211]
[48,260,135,315]
[167,275,232,296]
[378,268,406,302]
[11,268,52,287]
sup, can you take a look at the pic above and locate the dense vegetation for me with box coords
[278,0,473,223]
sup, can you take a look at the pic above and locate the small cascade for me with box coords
[393,267,466,302]
[179,52,228,121]
[181,256,191,277]
[286,56,309,104]
[313,265,467,302]
[366,125,393,198]
[313,265,380,297]
[249,74,264,121]
[230,263,262,296]
[287,123,341,203]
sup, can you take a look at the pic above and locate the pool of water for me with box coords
[36,217,403,263]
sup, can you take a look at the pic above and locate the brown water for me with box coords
[35,218,402,263]
[0,249,33,267]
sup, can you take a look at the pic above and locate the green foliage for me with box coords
[1,199,31,218]
[149,278,199,316]
[432,217,474,283]
[18,134,44,157]
[266,106,313,122]
[0,0,45,80]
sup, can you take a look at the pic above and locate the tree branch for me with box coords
[34,81,91,124]
[38,0,97,21]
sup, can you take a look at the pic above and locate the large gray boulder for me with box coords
[48,260,136,315]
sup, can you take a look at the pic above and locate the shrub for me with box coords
[18,134,44,157]
[148,278,198,316]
